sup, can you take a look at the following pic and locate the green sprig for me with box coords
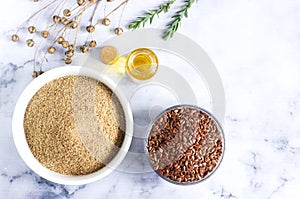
[163,0,197,40]
[128,0,176,30]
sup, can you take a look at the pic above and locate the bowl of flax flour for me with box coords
[12,66,133,185]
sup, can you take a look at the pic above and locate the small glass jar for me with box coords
[126,48,159,81]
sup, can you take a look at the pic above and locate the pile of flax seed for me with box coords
[24,75,125,175]
[147,106,223,183]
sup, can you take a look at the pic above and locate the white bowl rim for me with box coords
[12,66,133,185]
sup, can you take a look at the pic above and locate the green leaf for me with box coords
[128,23,136,29]
[172,14,181,19]
[129,0,198,39]
[184,10,188,17]
[150,15,155,24]
[128,0,177,29]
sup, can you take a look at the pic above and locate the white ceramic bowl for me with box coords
[12,66,133,185]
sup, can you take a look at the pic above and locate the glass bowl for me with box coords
[145,104,225,185]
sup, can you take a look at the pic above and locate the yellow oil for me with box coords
[110,56,126,74]
[126,48,158,80]
[132,54,152,73]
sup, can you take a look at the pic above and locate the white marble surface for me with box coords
[1,0,300,198]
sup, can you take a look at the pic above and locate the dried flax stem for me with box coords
[95,0,129,26]
[46,0,66,26]
[118,0,128,27]
[73,13,84,46]
[70,4,82,13]
[103,0,107,17]
[40,26,67,67]
[26,0,58,23]
[57,0,67,15]
[33,40,44,72]
[89,0,101,23]
[76,1,97,17]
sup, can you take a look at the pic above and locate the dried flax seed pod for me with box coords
[38,71,44,76]
[57,36,64,44]
[70,21,78,29]
[64,57,72,64]
[28,26,36,34]
[41,31,49,38]
[11,34,19,42]
[86,25,95,33]
[63,9,71,17]
[32,71,38,78]
[102,18,110,26]
[80,45,89,53]
[77,0,85,6]
[53,15,61,24]
[61,41,69,48]
[61,17,69,25]
[26,39,35,47]
[68,44,75,51]
[114,27,123,36]
[65,50,74,58]
[47,46,56,54]
[89,40,97,48]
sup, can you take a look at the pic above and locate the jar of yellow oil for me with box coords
[126,48,159,80]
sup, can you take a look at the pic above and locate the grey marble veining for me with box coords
[1,0,300,198]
